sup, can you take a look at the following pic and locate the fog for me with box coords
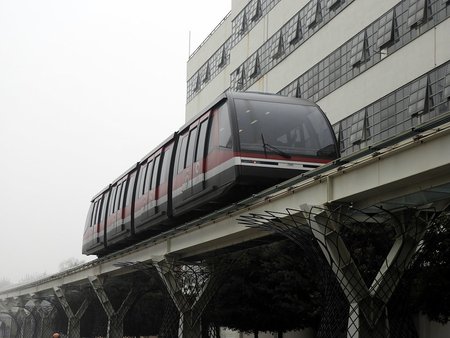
[0,0,230,283]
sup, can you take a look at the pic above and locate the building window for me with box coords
[271,32,285,59]
[251,0,262,22]
[328,0,342,10]
[218,46,227,68]
[408,76,429,116]
[193,74,201,92]
[295,80,302,98]
[287,14,302,45]
[249,54,261,78]
[305,0,323,29]
[377,9,398,50]
[240,11,248,34]
[408,0,431,28]
[443,66,450,100]
[236,66,246,90]
[334,122,345,152]
[349,108,368,145]
[203,63,210,83]
[350,30,369,67]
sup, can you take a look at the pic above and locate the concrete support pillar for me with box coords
[88,276,139,338]
[53,287,90,338]
[300,204,430,338]
[155,258,220,338]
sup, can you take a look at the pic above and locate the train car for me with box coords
[83,91,338,256]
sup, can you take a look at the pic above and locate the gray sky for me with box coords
[0,0,230,283]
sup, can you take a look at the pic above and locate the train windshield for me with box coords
[235,98,337,158]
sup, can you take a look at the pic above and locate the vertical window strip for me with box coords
[218,46,227,68]
[333,122,345,152]
[249,54,261,78]
[287,15,303,45]
[236,66,246,90]
[377,9,397,49]
[251,0,263,21]
[271,32,285,59]
[349,108,368,144]
[443,65,450,99]
[305,0,322,28]
[408,0,429,27]
[193,74,201,92]
[408,76,429,116]
[295,81,302,98]
[349,30,369,67]
[240,11,248,34]
[203,63,211,83]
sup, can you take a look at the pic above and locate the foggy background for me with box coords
[0,0,231,283]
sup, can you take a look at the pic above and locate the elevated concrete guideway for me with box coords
[1,120,450,301]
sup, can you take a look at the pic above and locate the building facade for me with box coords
[186,0,450,159]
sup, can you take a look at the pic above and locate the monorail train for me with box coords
[83,91,339,256]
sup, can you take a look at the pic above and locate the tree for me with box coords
[206,241,322,335]
[58,257,85,271]
[406,212,450,323]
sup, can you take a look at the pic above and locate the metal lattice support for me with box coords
[88,276,140,338]
[117,257,235,338]
[240,204,437,338]
[54,287,90,338]
[155,258,220,338]
[35,298,64,338]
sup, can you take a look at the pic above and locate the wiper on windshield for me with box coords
[261,133,291,159]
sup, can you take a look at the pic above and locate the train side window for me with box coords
[144,160,153,193]
[208,111,219,154]
[208,103,232,154]
[136,162,148,197]
[177,134,189,173]
[160,144,173,184]
[125,173,136,206]
[218,104,232,148]
[151,155,161,189]
[119,182,127,210]
[96,198,104,225]
[115,184,123,211]
[86,204,95,228]
[100,192,109,223]
[91,201,99,227]
[196,119,209,161]
[109,186,117,214]
[185,127,198,168]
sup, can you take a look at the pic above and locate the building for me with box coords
[186,0,450,337]
[186,0,450,159]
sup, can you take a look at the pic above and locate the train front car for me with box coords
[171,91,338,218]
[230,92,338,187]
